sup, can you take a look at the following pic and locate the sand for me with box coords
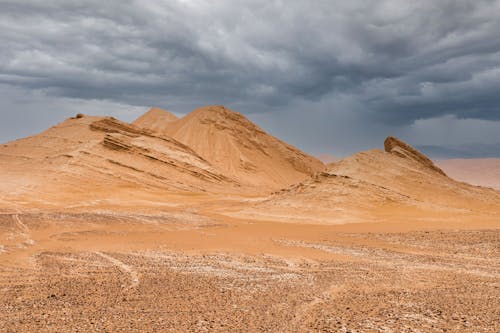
[132,107,178,133]
[0,106,499,332]
[161,105,325,190]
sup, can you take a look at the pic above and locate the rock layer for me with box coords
[384,136,446,176]
[0,114,235,206]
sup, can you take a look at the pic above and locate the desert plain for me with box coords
[0,105,499,332]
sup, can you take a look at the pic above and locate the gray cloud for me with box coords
[1,0,500,156]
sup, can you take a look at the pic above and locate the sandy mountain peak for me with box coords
[185,105,263,132]
[162,105,325,189]
[192,104,231,115]
[142,106,177,119]
[190,105,238,117]
[132,107,178,133]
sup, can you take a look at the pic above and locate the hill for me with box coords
[0,114,234,208]
[436,158,500,190]
[132,107,178,133]
[160,105,325,189]
[229,137,500,223]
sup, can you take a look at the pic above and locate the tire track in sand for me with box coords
[12,214,29,233]
[94,251,139,290]
[11,214,35,248]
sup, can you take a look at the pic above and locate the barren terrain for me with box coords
[0,106,499,332]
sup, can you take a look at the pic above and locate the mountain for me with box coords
[231,137,500,223]
[3,107,498,220]
[436,158,500,190]
[330,137,498,209]
[160,105,325,189]
[0,114,234,208]
[132,107,178,133]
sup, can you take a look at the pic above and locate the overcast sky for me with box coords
[1,0,500,157]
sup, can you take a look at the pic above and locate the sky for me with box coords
[1,0,500,157]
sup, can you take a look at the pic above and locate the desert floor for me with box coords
[0,198,498,333]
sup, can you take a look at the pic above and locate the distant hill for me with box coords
[436,158,500,191]
[132,107,178,133]
[316,154,340,164]
[417,143,500,159]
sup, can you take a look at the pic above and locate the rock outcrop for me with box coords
[237,136,500,224]
[384,136,446,176]
[0,114,236,204]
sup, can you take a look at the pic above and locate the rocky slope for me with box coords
[384,136,446,176]
[330,137,499,210]
[230,137,500,223]
[0,114,235,208]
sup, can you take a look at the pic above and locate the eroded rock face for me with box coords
[384,136,446,176]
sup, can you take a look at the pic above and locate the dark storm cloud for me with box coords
[1,0,500,153]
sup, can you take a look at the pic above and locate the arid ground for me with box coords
[1,106,499,332]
